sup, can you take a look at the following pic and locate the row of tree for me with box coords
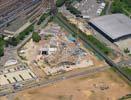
[0,36,4,57]
[56,0,82,7]
[32,32,41,42]
[56,0,81,16]
[66,5,81,16]
[7,24,34,46]
[37,12,50,25]
[111,0,131,14]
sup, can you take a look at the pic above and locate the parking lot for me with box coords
[74,0,102,18]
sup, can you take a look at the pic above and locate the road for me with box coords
[106,0,113,15]
[1,65,109,98]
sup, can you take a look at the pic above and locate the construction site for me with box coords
[0,0,131,99]
[19,22,105,76]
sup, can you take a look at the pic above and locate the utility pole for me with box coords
[49,0,57,15]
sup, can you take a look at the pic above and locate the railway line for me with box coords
[0,0,47,29]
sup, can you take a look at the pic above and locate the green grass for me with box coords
[0,36,5,57]
[111,0,131,16]
[121,67,131,76]
[119,94,131,100]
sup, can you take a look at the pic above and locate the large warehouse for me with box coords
[89,14,131,42]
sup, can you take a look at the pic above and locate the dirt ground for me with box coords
[0,97,7,100]
[116,38,131,53]
[7,69,131,100]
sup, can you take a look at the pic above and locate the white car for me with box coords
[97,9,102,15]
[83,15,90,19]
[100,3,106,9]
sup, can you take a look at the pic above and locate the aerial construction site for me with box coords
[19,22,104,76]
[0,0,131,100]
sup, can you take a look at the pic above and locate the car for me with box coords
[96,8,102,15]
[100,3,106,9]
[82,15,90,19]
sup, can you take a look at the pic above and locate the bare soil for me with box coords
[12,69,131,100]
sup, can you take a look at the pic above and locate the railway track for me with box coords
[0,0,44,28]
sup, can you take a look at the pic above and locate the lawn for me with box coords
[111,0,131,16]
[122,67,131,77]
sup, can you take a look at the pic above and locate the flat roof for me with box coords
[0,69,36,86]
[89,14,131,40]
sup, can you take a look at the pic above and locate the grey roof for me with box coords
[90,14,131,40]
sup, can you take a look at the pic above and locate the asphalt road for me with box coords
[106,0,112,15]
[2,65,109,97]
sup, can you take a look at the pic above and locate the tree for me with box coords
[124,48,130,53]
[32,32,41,42]
[0,37,5,57]
[111,0,131,14]
[37,12,50,25]
[56,0,66,7]
[0,47,4,57]
[8,37,19,46]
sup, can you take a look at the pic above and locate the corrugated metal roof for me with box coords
[90,14,131,40]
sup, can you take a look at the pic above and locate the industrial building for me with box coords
[89,14,131,42]
[0,68,36,86]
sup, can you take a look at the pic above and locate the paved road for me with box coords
[106,0,112,15]
[2,65,109,97]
